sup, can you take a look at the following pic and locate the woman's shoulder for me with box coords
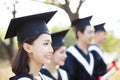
[9,74,33,80]
[58,68,67,73]
[58,68,68,80]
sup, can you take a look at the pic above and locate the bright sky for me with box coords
[79,0,120,38]
[0,0,120,38]
[0,0,70,29]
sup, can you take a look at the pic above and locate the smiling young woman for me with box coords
[5,11,57,80]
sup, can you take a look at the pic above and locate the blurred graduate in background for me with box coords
[41,29,69,80]
[61,16,95,80]
[88,23,119,80]
[88,23,107,80]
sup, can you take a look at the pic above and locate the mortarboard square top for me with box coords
[71,15,92,29]
[5,11,57,44]
[94,23,106,32]
[51,29,69,47]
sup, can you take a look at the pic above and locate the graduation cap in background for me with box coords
[94,23,106,32]
[51,29,69,47]
[71,15,92,29]
[5,11,57,44]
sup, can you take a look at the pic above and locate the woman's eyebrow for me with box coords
[44,39,51,42]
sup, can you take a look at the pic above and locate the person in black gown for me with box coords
[41,29,69,80]
[88,23,107,80]
[61,16,95,80]
[5,11,57,80]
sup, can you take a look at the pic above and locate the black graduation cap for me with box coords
[51,29,69,47]
[5,11,57,44]
[71,15,92,28]
[94,23,106,32]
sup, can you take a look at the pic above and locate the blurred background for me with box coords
[0,0,120,80]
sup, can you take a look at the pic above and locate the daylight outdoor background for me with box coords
[0,0,120,80]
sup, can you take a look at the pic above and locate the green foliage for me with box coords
[0,43,8,59]
[0,28,18,59]
[114,40,120,54]
[50,26,69,33]
[64,28,76,48]
[0,28,6,39]
[101,31,119,53]
[0,28,8,59]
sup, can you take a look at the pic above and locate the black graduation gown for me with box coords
[61,45,95,80]
[40,69,62,80]
[88,44,107,80]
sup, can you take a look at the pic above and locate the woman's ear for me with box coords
[77,31,82,38]
[23,43,32,53]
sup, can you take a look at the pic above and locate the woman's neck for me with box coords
[29,59,42,76]
[45,62,59,73]
[44,62,59,79]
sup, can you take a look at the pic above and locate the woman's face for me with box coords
[51,46,67,66]
[30,34,53,64]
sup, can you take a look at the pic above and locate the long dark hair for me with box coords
[12,35,39,75]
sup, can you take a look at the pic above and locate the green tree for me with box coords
[102,31,119,53]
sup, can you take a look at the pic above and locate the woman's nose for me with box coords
[49,45,54,53]
[64,52,67,58]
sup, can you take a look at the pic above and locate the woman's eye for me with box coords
[60,51,65,54]
[43,43,49,45]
